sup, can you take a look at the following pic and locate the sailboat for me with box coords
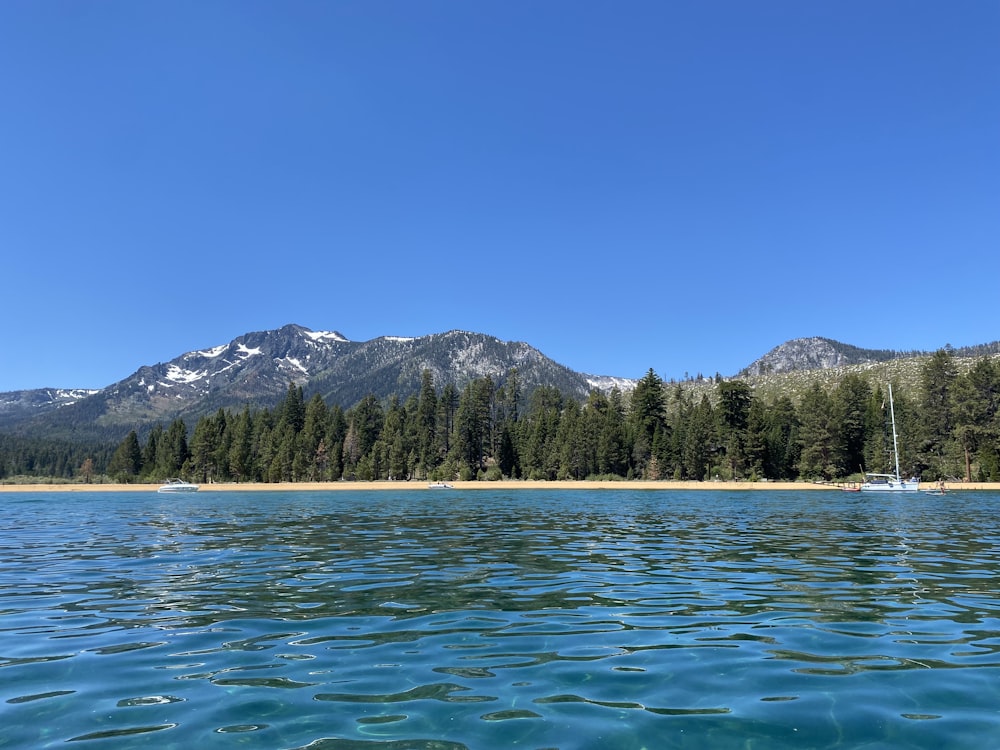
[860,383,920,492]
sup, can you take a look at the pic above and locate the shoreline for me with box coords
[2,480,998,493]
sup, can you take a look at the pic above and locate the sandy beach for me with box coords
[2,480,998,492]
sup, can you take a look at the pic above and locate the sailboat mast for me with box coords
[888,383,901,482]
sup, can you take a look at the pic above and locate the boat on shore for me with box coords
[427,482,453,489]
[860,384,920,493]
[860,472,920,492]
[157,478,200,493]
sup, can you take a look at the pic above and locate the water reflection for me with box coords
[3,489,1000,748]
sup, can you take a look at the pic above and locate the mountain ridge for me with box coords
[740,336,1000,378]
[2,327,997,443]
[0,324,633,441]
[739,336,916,377]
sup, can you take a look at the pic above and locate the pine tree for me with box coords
[556,399,586,479]
[228,409,253,482]
[301,394,331,480]
[437,383,459,457]
[520,386,562,480]
[717,381,753,479]
[352,394,385,461]
[276,383,306,434]
[920,349,958,471]
[797,384,836,479]
[497,423,518,478]
[597,389,628,477]
[630,369,667,478]
[832,374,871,477]
[762,396,800,479]
[142,425,163,479]
[415,370,439,477]
[681,395,715,480]
[189,415,221,483]
[951,357,1000,480]
[108,430,142,482]
[156,419,190,478]
[328,405,347,480]
[382,395,409,479]
[453,378,494,477]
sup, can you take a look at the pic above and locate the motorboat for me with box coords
[157,478,200,493]
[427,482,453,489]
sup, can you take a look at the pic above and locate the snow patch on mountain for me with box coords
[305,330,348,343]
[165,364,207,385]
[198,344,229,358]
[281,357,309,375]
[211,356,246,378]
[54,388,99,401]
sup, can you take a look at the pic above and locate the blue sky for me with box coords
[2,1,997,392]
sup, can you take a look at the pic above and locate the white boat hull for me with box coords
[157,479,200,493]
[859,477,920,492]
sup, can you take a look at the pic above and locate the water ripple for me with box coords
[3,489,1000,748]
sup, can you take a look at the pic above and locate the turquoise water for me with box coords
[2,489,1000,749]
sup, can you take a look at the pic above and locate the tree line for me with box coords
[3,349,999,484]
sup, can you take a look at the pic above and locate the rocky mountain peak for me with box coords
[740,337,903,377]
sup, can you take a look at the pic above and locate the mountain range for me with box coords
[1,326,994,443]
[0,324,632,441]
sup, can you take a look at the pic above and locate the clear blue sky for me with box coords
[2,1,997,392]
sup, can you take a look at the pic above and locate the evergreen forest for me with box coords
[3,350,1000,485]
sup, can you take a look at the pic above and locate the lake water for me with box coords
[3,488,1000,749]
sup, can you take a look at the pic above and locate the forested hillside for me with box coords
[4,349,998,485]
